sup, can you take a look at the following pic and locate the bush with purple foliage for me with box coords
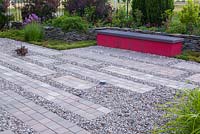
[22,0,60,22]
[63,0,112,23]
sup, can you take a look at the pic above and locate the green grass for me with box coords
[176,50,200,63]
[30,40,96,50]
[0,29,96,50]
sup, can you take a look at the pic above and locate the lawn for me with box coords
[0,29,96,50]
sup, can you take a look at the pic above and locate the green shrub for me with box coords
[51,16,88,32]
[24,23,43,41]
[179,0,200,27]
[166,19,187,34]
[155,88,200,133]
[132,0,174,25]
[112,6,136,28]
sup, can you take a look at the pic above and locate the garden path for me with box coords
[0,38,199,134]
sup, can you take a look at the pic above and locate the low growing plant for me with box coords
[155,88,200,134]
[24,23,43,41]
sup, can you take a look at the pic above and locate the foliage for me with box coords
[166,0,200,35]
[166,19,187,34]
[179,0,200,29]
[50,15,88,32]
[155,88,200,133]
[112,6,135,28]
[63,0,112,23]
[132,0,174,25]
[133,9,143,27]
[176,50,200,63]
[0,0,9,29]
[21,0,60,22]
[24,23,43,41]
[23,14,40,25]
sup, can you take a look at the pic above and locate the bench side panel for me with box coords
[97,34,182,57]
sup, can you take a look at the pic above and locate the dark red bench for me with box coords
[96,30,184,57]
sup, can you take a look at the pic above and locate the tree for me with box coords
[0,0,9,29]
[118,0,131,18]
[132,0,174,25]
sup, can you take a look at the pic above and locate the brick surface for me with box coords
[86,46,176,65]
[56,63,156,93]
[26,55,57,64]
[66,51,186,77]
[0,130,14,134]
[53,75,96,89]
[0,90,90,134]
[60,55,102,66]
[22,44,61,56]
[0,65,111,120]
[186,74,200,83]
[172,62,200,72]
[0,53,56,76]
[103,66,196,89]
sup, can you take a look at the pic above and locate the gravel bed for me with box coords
[0,38,197,133]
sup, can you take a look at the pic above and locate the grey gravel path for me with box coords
[0,38,199,134]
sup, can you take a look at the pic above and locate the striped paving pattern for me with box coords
[26,55,57,64]
[53,75,96,90]
[0,53,56,76]
[103,66,196,89]
[172,62,200,72]
[0,90,90,134]
[56,63,156,93]
[0,65,111,120]
[60,55,102,67]
[67,51,186,77]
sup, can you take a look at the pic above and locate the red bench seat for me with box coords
[96,30,184,57]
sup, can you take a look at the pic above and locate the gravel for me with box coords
[0,38,198,134]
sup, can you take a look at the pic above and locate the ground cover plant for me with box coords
[155,88,200,134]
[176,50,200,63]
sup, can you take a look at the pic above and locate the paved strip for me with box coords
[0,53,56,76]
[84,46,175,65]
[56,63,156,93]
[0,90,90,134]
[22,44,61,56]
[0,130,14,134]
[60,55,102,67]
[0,65,111,120]
[186,74,200,83]
[53,76,96,89]
[67,51,186,77]
[26,55,57,64]
[103,66,196,89]
[172,62,200,72]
